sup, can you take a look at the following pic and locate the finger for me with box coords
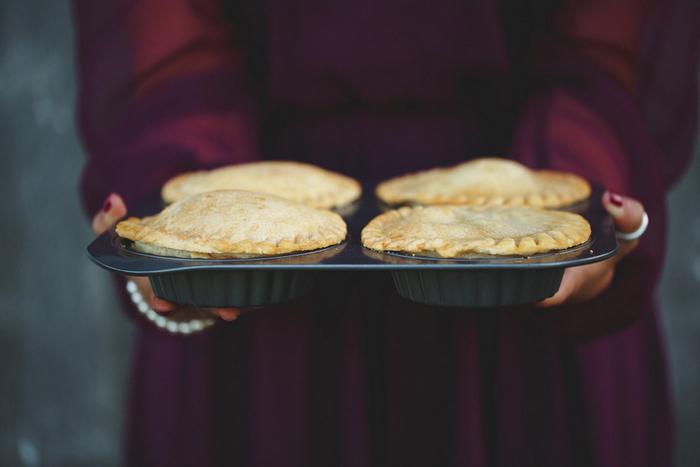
[602,189,645,233]
[92,193,127,236]
[211,306,264,321]
[132,276,152,296]
[536,261,615,307]
[602,189,645,256]
[537,271,575,307]
[130,276,178,316]
[142,278,241,319]
[536,264,583,307]
[210,308,244,321]
[149,295,178,314]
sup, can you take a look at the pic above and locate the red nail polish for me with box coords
[102,196,112,213]
[608,191,624,207]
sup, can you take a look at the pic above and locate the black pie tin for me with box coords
[87,183,617,308]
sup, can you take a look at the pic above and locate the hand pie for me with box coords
[161,160,362,209]
[375,158,590,207]
[116,190,347,258]
[361,205,591,258]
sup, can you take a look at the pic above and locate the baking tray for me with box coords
[87,183,617,308]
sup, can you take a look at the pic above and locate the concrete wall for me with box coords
[0,2,132,465]
[0,1,697,465]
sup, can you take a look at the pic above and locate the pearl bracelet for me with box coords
[126,280,216,335]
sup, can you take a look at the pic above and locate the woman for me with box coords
[76,0,698,465]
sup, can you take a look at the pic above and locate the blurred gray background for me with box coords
[0,2,698,466]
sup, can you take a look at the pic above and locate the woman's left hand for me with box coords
[537,190,646,307]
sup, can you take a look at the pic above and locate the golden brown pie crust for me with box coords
[375,158,591,207]
[161,160,362,209]
[116,190,348,258]
[361,205,591,258]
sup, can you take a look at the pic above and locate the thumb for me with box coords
[92,193,128,236]
[601,189,646,257]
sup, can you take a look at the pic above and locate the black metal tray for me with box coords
[87,183,617,308]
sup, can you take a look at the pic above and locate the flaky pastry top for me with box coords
[161,160,362,208]
[375,158,590,207]
[361,205,591,258]
[116,190,347,258]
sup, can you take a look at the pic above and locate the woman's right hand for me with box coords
[92,193,243,322]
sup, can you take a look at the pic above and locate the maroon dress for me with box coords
[74,0,699,465]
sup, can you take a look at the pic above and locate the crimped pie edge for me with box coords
[361,205,592,258]
[375,160,591,207]
[117,219,347,257]
[116,191,348,258]
[161,160,362,209]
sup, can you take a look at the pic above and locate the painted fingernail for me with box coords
[608,191,624,207]
[102,195,113,213]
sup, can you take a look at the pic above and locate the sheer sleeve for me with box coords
[505,0,699,340]
[73,0,260,217]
